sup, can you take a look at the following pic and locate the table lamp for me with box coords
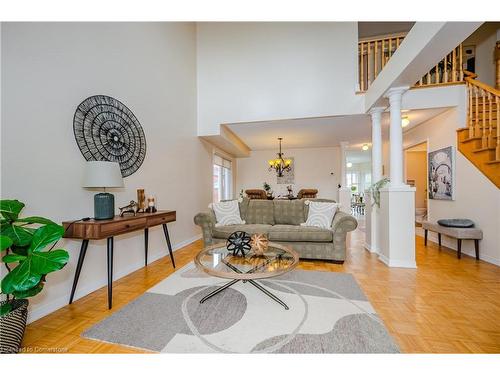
[82,161,124,220]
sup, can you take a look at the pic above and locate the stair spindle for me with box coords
[482,90,488,148]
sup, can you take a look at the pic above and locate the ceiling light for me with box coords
[362,144,369,151]
[268,137,292,177]
[401,116,410,128]
[346,162,353,168]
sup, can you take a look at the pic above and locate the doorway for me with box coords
[404,141,428,226]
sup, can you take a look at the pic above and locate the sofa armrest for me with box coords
[194,211,216,246]
[332,211,358,233]
[331,211,358,251]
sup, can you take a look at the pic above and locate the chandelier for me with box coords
[268,137,292,177]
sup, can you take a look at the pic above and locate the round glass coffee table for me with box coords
[194,242,299,310]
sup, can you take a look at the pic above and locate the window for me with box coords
[213,154,233,202]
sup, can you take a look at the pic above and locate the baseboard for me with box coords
[378,253,417,269]
[26,234,202,324]
[364,242,379,254]
[416,231,500,266]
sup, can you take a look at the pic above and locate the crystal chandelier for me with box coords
[268,137,292,177]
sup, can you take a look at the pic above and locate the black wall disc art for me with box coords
[73,95,146,177]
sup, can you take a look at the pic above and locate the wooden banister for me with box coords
[358,36,465,92]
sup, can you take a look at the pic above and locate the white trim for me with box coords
[378,253,417,269]
[364,242,379,254]
[26,234,201,324]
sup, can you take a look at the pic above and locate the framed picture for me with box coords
[428,146,454,200]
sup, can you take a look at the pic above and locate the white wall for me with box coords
[236,147,341,200]
[197,22,363,136]
[1,22,212,322]
[403,107,500,265]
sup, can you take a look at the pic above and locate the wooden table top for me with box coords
[63,210,176,240]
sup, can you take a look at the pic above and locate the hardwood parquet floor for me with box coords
[21,223,500,353]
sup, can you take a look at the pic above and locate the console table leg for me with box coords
[107,237,114,309]
[162,223,176,268]
[144,228,149,266]
[69,239,89,304]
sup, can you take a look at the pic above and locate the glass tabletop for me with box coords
[194,242,299,280]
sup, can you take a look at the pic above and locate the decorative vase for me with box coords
[0,299,28,354]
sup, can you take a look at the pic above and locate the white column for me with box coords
[385,87,408,187]
[338,141,351,214]
[365,107,385,254]
[378,86,416,268]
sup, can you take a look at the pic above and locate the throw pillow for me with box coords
[301,201,339,229]
[209,200,245,227]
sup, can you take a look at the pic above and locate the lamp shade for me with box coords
[82,161,124,188]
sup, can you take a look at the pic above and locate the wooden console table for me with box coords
[63,210,176,309]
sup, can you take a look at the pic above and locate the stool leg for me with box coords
[457,239,462,259]
[474,239,479,260]
[438,233,442,247]
[424,230,428,246]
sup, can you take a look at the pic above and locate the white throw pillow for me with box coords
[301,201,339,229]
[209,200,245,227]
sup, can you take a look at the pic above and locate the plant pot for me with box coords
[0,299,28,354]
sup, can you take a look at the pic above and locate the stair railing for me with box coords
[358,34,465,92]
[465,70,500,160]
[358,33,406,91]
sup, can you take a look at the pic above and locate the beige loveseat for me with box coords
[194,198,357,263]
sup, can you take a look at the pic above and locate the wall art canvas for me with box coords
[73,95,147,177]
[428,146,454,200]
[277,157,295,184]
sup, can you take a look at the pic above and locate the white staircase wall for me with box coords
[403,107,500,265]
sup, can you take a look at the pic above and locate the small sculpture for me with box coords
[226,231,251,257]
[251,233,269,256]
[119,200,139,216]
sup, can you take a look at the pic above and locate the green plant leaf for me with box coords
[0,303,12,316]
[12,282,44,299]
[1,260,42,294]
[31,249,69,274]
[0,200,25,221]
[11,245,29,256]
[28,224,64,253]
[1,224,34,246]
[0,235,13,251]
[2,253,27,263]
[15,216,57,226]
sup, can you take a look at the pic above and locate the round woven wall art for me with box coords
[73,95,146,177]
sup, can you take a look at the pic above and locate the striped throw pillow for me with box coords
[301,201,339,229]
[209,200,245,227]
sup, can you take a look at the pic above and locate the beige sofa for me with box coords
[194,198,357,263]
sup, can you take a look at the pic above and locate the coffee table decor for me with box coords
[195,241,299,310]
[250,233,269,255]
[226,231,252,257]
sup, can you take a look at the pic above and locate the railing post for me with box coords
[475,86,480,138]
[482,89,488,148]
[497,96,500,160]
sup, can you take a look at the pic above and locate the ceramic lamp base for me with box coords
[94,193,115,220]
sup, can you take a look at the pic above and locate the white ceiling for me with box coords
[227,107,449,151]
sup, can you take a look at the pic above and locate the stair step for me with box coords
[485,159,500,165]
[472,147,496,153]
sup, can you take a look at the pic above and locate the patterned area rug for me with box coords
[83,263,399,353]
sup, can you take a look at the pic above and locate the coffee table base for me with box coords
[199,279,289,310]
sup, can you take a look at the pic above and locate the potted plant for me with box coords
[367,178,390,208]
[263,182,273,199]
[0,199,69,354]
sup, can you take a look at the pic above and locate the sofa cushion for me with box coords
[245,200,275,225]
[273,199,305,225]
[268,225,333,242]
[210,200,245,226]
[212,224,272,239]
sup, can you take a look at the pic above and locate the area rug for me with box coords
[82,262,399,353]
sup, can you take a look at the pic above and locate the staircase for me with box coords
[456,71,500,188]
